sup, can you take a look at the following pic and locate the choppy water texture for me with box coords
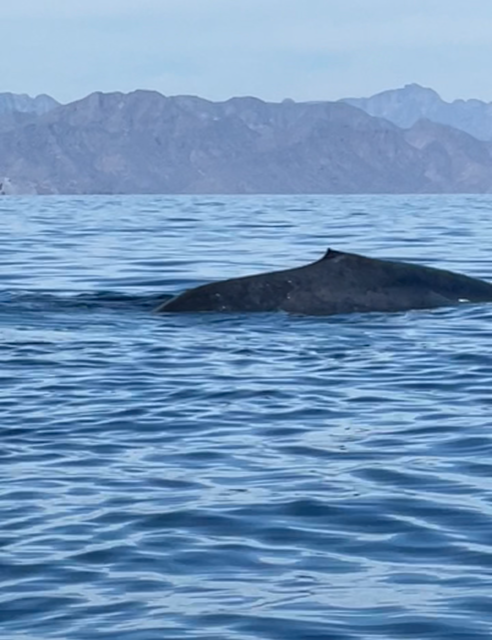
[2,194,492,640]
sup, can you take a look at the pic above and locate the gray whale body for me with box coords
[155,249,492,316]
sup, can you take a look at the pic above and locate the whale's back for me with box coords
[156,249,492,316]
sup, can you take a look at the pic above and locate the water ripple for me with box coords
[1,195,492,639]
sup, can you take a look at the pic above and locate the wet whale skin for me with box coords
[155,249,492,316]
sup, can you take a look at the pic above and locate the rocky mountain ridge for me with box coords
[1,88,492,194]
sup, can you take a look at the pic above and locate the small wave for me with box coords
[0,290,173,313]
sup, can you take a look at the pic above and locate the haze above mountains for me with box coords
[2,84,492,195]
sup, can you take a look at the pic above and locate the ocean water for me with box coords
[1,194,492,640]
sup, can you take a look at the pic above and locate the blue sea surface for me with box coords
[1,194,492,640]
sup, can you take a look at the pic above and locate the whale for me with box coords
[155,248,492,316]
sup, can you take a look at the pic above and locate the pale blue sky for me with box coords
[2,0,492,104]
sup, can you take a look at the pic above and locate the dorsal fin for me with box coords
[318,248,346,262]
[319,248,334,261]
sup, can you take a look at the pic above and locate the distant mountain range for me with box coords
[342,83,492,141]
[1,86,492,195]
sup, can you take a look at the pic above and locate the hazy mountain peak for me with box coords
[342,84,492,140]
[0,92,60,115]
[402,83,440,95]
